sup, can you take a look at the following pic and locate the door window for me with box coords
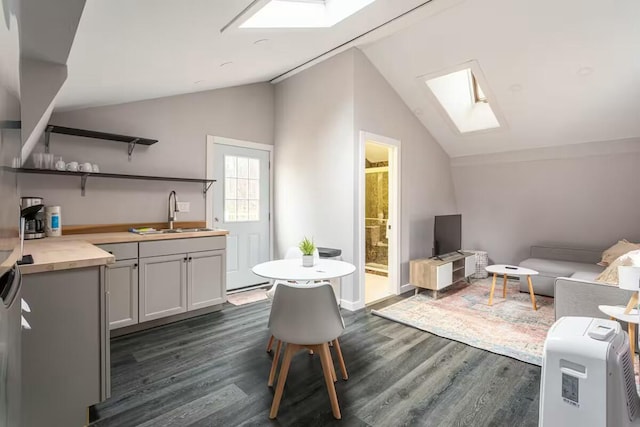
[224,155,260,222]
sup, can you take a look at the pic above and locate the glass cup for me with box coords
[31,152,43,169]
[43,153,54,170]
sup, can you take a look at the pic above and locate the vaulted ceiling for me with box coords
[361,0,640,157]
[58,0,640,157]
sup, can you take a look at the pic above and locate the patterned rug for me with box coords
[227,288,268,306]
[372,278,554,366]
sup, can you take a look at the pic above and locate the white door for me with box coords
[213,143,270,290]
[139,254,188,321]
[106,259,139,330]
[188,249,226,310]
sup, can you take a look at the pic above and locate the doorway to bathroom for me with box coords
[358,132,400,306]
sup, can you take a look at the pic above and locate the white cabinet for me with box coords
[106,259,139,330]
[188,250,226,310]
[464,255,476,278]
[435,263,453,290]
[139,254,188,322]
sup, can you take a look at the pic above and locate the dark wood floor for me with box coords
[90,296,541,426]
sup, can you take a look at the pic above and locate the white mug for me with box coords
[91,164,100,173]
[79,162,93,173]
[55,158,65,171]
[66,161,79,172]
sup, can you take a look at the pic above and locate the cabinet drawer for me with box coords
[97,243,138,261]
[139,236,226,258]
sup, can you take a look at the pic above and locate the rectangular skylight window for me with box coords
[239,0,376,29]
[422,65,501,134]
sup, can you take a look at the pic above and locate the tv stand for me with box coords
[410,252,476,298]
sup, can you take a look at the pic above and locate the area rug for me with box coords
[227,288,268,306]
[372,278,554,365]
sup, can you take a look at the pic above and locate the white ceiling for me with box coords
[56,0,429,110]
[361,0,640,157]
[58,0,640,157]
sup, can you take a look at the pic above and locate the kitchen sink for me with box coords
[133,228,214,235]
[158,228,214,233]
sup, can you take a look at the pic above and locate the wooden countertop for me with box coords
[19,240,115,275]
[40,229,229,245]
[18,229,229,274]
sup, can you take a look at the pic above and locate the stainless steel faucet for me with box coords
[168,190,178,230]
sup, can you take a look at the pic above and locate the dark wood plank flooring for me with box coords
[90,296,541,426]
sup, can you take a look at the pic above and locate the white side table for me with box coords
[485,264,539,310]
[598,305,639,359]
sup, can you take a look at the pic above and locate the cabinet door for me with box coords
[436,263,453,289]
[106,259,139,330]
[464,255,476,278]
[188,250,226,310]
[139,254,187,322]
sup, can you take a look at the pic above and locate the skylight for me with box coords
[422,65,501,134]
[239,0,376,29]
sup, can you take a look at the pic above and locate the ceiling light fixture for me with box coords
[221,0,376,31]
[577,66,593,76]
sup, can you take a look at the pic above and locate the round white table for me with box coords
[599,305,639,360]
[252,259,356,282]
[485,264,539,310]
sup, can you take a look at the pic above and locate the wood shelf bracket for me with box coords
[81,174,88,197]
[203,181,214,197]
[44,127,52,154]
[127,138,140,161]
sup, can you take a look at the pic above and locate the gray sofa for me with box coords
[518,245,633,320]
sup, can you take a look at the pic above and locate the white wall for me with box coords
[274,48,459,307]
[274,50,357,301]
[19,83,274,224]
[451,139,640,264]
[354,50,458,294]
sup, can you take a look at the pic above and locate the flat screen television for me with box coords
[433,214,461,257]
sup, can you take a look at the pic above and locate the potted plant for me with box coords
[299,236,315,267]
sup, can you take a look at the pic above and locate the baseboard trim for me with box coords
[400,283,415,294]
[340,299,365,311]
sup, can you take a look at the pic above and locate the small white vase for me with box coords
[302,255,314,267]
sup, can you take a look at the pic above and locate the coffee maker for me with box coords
[20,197,45,239]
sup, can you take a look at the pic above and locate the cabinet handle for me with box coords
[188,257,192,262]
[184,257,188,262]
[133,263,138,269]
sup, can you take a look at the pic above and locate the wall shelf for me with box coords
[44,125,158,160]
[16,168,215,197]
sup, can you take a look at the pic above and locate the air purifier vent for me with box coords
[621,349,638,420]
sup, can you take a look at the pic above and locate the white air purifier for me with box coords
[540,317,640,427]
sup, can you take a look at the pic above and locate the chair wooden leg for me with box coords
[488,273,497,306]
[318,343,341,419]
[268,339,282,387]
[270,343,297,419]
[502,274,507,298]
[333,338,348,380]
[266,335,274,353]
[527,275,538,311]
[328,348,337,383]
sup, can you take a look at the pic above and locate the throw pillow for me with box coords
[598,240,640,266]
[596,249,640,285]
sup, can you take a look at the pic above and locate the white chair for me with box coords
[265,246,320,353]
[267,282,347,420]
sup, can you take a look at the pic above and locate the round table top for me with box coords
[252,259,356,281]
[598,305,640,324]
[485,264,539,276]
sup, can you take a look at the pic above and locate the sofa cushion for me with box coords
[599,240,640,266]
[520,258,604,277]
